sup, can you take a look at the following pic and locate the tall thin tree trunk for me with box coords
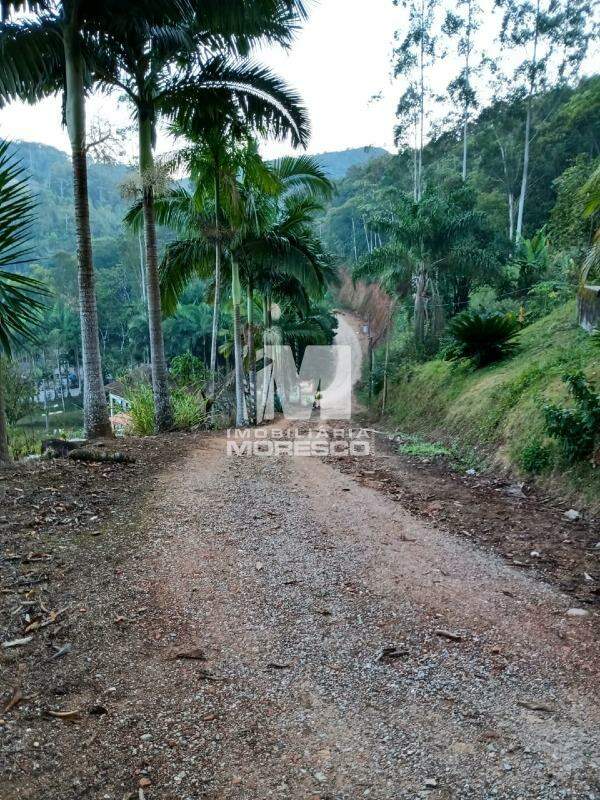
[139,114,172,431]
[414,266,427,345]
[247,277,257,426]
[0,358,11,464]
[413,120,419,201]
[462,0,472,182]
[508,191,515,242]
[231,259,245,427]
[516,102,532,241]
[260,294,273,423]
[516,0,540,241]
[63,24,111,439]
[462,118,468,181]
[418,0,425,202]
[209,170,222,398]
[381,337,390,416]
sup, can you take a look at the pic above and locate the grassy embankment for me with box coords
[385,302,600,508]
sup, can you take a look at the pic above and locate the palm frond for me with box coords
[160,237,214,316]
[162,56,310,148]
[0,18,64,105]
[0,140,48,356]
[269,154,333,199]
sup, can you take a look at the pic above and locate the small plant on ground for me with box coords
[543,372,600,463]
[446,310,521,368]
[516,437,554,474]
[172,389,206,430]
[127,384,156,436]
[399,440,451,458]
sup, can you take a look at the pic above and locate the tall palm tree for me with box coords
[95,4,309,430]
[0,2,110,436]
[0,0,180,437]
[158,147,335,426]
[0,141,48,463]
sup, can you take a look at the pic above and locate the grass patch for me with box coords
[398,437,452,459]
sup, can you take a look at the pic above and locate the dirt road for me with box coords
[3,423,599,800]
[2,315,599,799]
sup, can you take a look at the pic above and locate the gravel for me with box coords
[1,429,599,799]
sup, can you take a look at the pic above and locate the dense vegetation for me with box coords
[328,74,600,503]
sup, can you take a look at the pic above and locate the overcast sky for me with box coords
[0,0,596,162]
[0,0,401,161]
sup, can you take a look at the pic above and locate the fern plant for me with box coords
[446,311,520,367]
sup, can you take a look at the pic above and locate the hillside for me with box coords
[310,146,389,180]
[385,302,600,509]
[10,140,129,260]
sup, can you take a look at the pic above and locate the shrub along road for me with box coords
[1,423,599,799]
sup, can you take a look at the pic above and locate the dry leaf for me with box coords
[2,636,33,649]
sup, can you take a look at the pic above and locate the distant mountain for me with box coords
[7,140,390,263]
[310,146,390,180]
[9,140,129,260]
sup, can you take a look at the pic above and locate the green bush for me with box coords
[8,427,44,460]
[516,438,554,474]
[172,389,206,430]
[127,383,206,434]
[128,383,156,436]
[544,372,600,463]
[170,352,209,388]
[447,311,521,368]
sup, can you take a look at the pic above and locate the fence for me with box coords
[578,283,600,332]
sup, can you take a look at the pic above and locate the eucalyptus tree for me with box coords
[442,0,480,181]
[0,141,48,463]
[496,0,594,240]
[392,0,440,201]
[96,6,309,429]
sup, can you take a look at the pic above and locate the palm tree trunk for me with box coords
[414,266,427,345]
[260,295,269,423]
[63,21,111,439]
[139,113,172,431]
[209,171,222,397]
[231,259,246,427]
[247,277,257,425]
[0,358,11,464]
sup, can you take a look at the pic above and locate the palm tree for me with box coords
[0,0,180,437]
[353,188,497,345]
[0,141,48,463]
[158,146,335,426]
[95,4,309,429]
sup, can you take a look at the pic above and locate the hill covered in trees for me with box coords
[325,76,600,506]
[321,77,600,262]
[311,146,389,180]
